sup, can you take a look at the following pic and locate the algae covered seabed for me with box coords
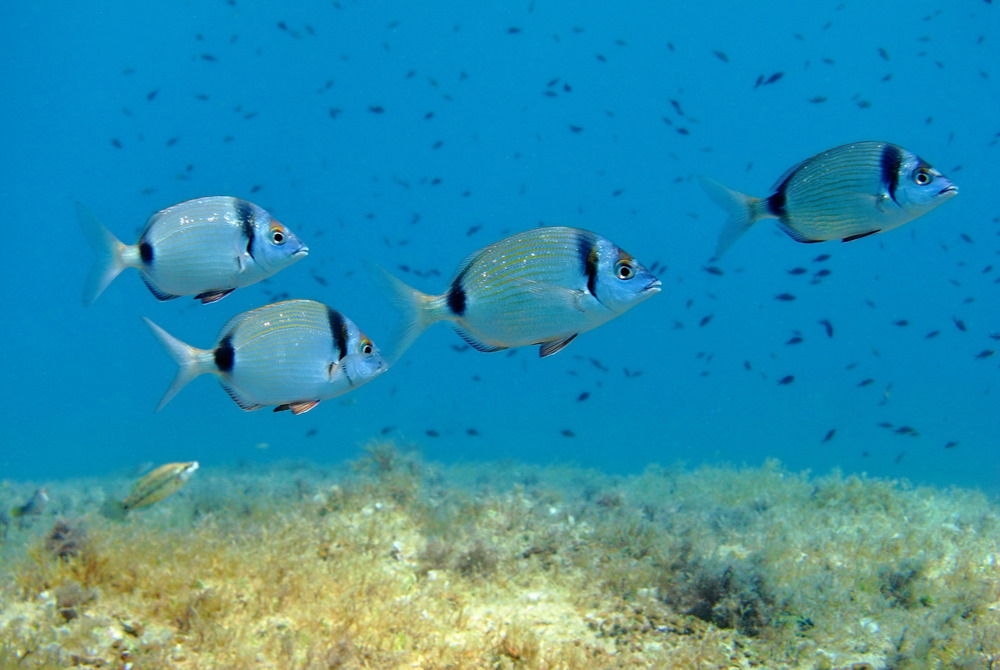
[1,441,998,670]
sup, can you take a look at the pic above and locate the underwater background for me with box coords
[1,2,999,668]
[4,0,998,490]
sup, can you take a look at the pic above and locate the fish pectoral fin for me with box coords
[140,274,180,301]
[453,326,507,353]
[520,280,590,312]
[538,334,578,358]
[274,400,320,415]
[842,230,880,243]
[196,289,236,304]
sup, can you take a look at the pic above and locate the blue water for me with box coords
[2,1,996,492]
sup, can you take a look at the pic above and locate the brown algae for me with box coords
[0,442,997,669]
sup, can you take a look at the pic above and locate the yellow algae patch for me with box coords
[0,444,997,669]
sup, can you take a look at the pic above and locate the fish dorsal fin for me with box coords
[453,326,507,353]
[219,381,263,411]
[196,289,235,304]
[140,274,180,301]
[274,401,320,415]
[538,334,578,357]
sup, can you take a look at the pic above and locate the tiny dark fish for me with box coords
[200,53,218,62]
[774,293,796,301]
[712,50,729,63]
[702,265,724,276]
[368,105,385,114]
[777,375,795,385]
[785,336,803,345]
[973,349,994,359]
[699,314,714,327]
[813,254,831,262]
[380,426,395,435]
[147,89,159,101]
[857,378,874,387]
[466,428,480,436]
[818,319,834,338]
[111,138,123,149]
[787,267,808,275]
[893,319,909,327]
[925,330,940,339]
[765,71,784,85]
[425,429,440,438]
[305,428,318,437]
[953,317,967,332]
[822,429,836,443]
[576,391,590,402]
[944,441,959,449]
[808,96,828,104]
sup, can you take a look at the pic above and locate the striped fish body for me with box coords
[380,227,660,358]
[79,196,308,305]
[144,300,386,414]
[122,462,198,511]
[701,141,957,256]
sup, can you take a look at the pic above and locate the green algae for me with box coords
[0,443,997,669]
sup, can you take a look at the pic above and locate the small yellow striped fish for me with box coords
[700,141,957,256]
[79,196,308,305]
[122,461,198,511]
[377,226,660,359]
[144,300,387,414]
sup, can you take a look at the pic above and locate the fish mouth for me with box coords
[294,246,310,257]
[939,185,958,197]
[644,279,662,294]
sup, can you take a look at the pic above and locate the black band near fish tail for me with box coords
[214,334,235,372]
[446,270,468,317]
[235,199,257,259]
[138,238,154,265]
[327,307,349,360]
[577,232,600,300]
[880,143,903,205]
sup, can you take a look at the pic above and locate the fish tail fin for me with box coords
[368,262,439,365]
[142,317,210,411]
[100,497,128,521]
[698,176,761,258]
[8,506,22,519]
[77,202,129,305]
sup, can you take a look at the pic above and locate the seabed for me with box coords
[1,440,998,669]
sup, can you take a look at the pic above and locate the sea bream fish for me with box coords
[699,141,958,256]
[144,300,386,414]
[79,196,308,304]
[378,226,660,359]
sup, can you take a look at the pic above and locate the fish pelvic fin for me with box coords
[142,317,212,411]
[77,202,129,306]
[369,262,440,365]
[698,176,764,258]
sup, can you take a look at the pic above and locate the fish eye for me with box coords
[615,260,635,280]
[362,341,373,355]
[913,168,934,186]
[270,227,286,245]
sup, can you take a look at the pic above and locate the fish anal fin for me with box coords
[775,220,823,244]
[220,382,263,411]
[275,401,320,415]
[454,326,507,353]
[539,334,578,358]
[842,229,880,243]
[141,274,180,301]
[196,289,236,304]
